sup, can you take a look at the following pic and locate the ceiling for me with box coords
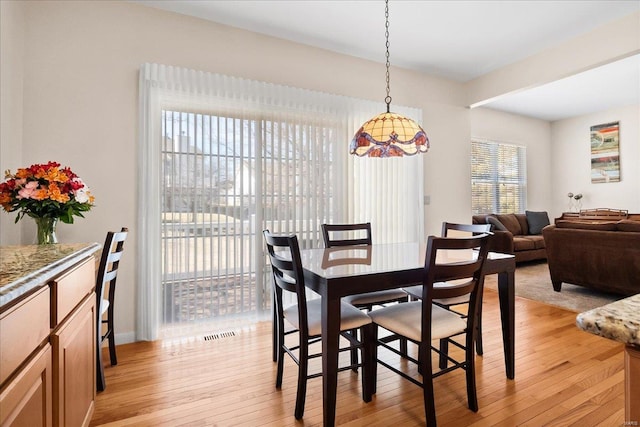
[135,0,640,121]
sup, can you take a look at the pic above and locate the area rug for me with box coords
[484,260,622,313]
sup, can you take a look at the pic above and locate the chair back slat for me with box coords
[321,223,372,247]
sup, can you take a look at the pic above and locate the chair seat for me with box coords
[369,301,466,343]
[404,283,471,306]
[343,289,408,307]
[284,299,372,336]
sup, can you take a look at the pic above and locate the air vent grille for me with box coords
[203,331,236,341]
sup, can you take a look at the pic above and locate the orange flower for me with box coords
[15,168,30,179]
[48,182,70,203]
[47,167,69,183]
[32,188,49,201]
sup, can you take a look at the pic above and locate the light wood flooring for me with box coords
[90,289,625,426]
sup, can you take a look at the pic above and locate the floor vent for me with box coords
[203,331,236,341]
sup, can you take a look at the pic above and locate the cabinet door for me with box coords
[0,344,53,427]
[51,295,96,427]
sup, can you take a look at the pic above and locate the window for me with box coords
[160,109,339,328]
[471,139,527,214]
[138,63,424,340]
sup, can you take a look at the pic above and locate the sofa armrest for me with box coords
[487,230,514,254]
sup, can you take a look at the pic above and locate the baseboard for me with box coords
[115,331,136,345]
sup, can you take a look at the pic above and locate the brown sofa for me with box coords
[543,216,640,296]
[472,212,548,263]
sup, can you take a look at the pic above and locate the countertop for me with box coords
[576,294,640,347]
[0,243,101,309]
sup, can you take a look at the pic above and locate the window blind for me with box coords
[138,63,425,340]
[471,139,527,214]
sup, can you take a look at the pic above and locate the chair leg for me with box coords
[466,339,479,412]
[350,328,359,372]
[475,310,484,356]
[420,342,437,426]
[97,341,106,392]
[438,338,449,369]
[275,327,285,388]
[272,307,278,362]
[294,339,309,420]
[107,330,117,366]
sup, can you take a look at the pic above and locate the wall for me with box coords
[0,1,24,245]
[470,108,553,213]
[550,105,640,217]
[10,1,469,342]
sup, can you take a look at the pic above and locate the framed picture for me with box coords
[590,121,620,183]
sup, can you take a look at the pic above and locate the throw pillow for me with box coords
[525,210,550,235]
[487,216,508,231]
[496,214,522,235]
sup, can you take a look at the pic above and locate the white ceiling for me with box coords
[135,0,640,121]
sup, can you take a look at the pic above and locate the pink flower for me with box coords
[17,181,39,199]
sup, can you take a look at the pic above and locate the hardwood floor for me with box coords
[90,289,625,426]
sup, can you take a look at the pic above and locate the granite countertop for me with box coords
[0,243,101,309]
[576,294,640,347]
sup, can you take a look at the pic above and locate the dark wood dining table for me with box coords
[298,242,516,427]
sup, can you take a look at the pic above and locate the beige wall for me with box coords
[0,1,24,245]
[550,105,640,217]
[470,107,552,213]
[9,1,469,342]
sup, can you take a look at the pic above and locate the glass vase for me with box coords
[34,217,58,245]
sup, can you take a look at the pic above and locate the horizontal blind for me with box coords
[471,139,527,214]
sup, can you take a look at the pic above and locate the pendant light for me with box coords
[350,0,430,157]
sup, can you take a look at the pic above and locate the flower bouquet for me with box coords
[0,161,95,243]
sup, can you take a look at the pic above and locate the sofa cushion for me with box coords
[487,216,508,231]
[496,214,522,235]
[522,235,546,249]
[515,214,530,235]
[513,236,536,251]
[525,210,550,234]
[555,220,618,231]
[617,220,640,232]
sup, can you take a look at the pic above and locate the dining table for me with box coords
[298,241,516,427]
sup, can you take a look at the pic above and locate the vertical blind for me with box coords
[138,63,425,340]
[471,138,527,214]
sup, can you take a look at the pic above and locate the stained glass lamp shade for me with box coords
[350,111,429,157]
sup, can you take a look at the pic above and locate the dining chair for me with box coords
[321,223,409,311]
[95,227,128,392]
[321,222,409,366]
[263,230,374,420]
[403,222,491,362]
[368,233,491,426]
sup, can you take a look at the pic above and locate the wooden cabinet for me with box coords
[0,249,98,427]
[51,295,96,427]
[0,341,52,427]
[0,286,52,427]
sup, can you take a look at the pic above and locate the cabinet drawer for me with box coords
[0,286,50,385]
[51,257,95,327]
